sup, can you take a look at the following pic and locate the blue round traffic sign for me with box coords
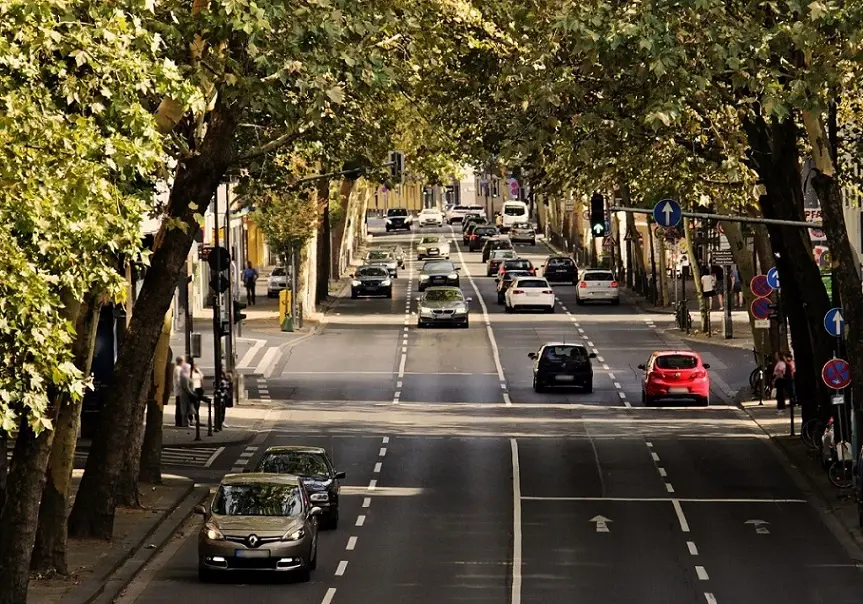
[824,307,845,337]
[750,297,771,320]
[822,358,851,390]
[653,199,682,228]
[750,274,773,298]
[766,267,780,290]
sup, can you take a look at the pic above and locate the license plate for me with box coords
[527,292,540,297]
[669,387,689,394]
[235,550,270,558]
[366,286,378,290]
[555,375,575,382]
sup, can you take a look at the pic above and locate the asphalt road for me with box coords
[119,224,863,604]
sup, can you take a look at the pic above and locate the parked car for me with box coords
[639,350,711,406]
[350,265,393,298]
[542,256,578,283]
[416,286,471,328]
[416,235,450,260]
[529,343,596,393]
[417,208,444,228]
[385,208,412,232]
[509,222,536,245]
[267,267,288,298]
[575,269,620,305]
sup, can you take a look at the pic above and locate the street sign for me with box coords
[766,267,780,290]
[822,358,851,390]
[624,229,642,241]
[507,178,520,199]
[824,307,845,337]
[653,199,682,227]
[832,394,845,406]
[818,249,832,268]
[751,297,772,320]
[602,237,617,248]
[750,274,773,298]
[754,319,770,329]
[711,250,733,265]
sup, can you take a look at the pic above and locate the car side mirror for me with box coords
[310,507,323,517]
[194,505,207,516]
[589,353,597,358]
[528,352,538,360]
[335,471,346,479]
[637,364,645,370]
[703,363,711,369]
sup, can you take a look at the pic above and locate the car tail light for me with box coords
[610,281,619,288]
[512,289,524,294]
[470,234,478,240]
[529,269,536,275]
[579,282,587,288]
[542,289,553,294]
[692,370,706,379]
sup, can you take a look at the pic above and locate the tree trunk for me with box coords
[31,295,101,575]
[315,181,331,304]
[656,232,669,306]
[139,309,175,485]
[68,101,240,540]
[803,110,863,420]
[116,352,155,508]
[683,217,708,331]
[721,220,768,358]
[744,113,833,417]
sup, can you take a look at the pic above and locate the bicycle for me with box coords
[801,417,827,450]
[829,440,854,488]
[749,349,774,400]
[675,300,692,331]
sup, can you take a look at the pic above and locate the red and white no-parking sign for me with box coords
[507,178,520,199]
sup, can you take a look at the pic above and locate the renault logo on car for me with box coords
[247,534,259,548]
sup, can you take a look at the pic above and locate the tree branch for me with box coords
[233,129,305,165]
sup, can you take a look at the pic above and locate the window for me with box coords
[423,261,454,272]
[424,289,464,302]
[583,271,614,281]
[271,267,286,276]
[542,346,589,362]
[504,271,531,281]
[475,227,496,235]
[514,279,547,288]
[212,484,304,517]
[258,452,330,478]
[548,258,574,266]
[655,355,698,370]
[504,204,526,216]
[493,251,516,259]
[421,237,441,244]
[387,209,408,217]
[491,240,513,249]
[368,251,391,260]
[504,260,532,270]
[357,267,388,277]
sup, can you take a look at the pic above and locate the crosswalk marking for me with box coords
[5,446,224,468]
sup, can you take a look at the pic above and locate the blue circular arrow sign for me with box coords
[766,267,780,290]
[653,199,682,228]
[822,358,851,390]
[824,307,845,337]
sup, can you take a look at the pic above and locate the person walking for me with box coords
[173,356,187,427]
[242,261,258,306]
[190,359,204,426]
[177,360,196,428]
[731,266,743,308]
[784,352,796,406]
[700,268,717,310]
[772,352,788,413]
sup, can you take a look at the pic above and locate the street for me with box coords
[118,225,863,604]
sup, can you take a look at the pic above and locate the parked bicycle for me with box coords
[749,348,774,400]
[675,300,692,331]
[801,417,827,450]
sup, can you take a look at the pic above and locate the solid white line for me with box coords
[510,438,522,604]
[379,448,387,457]
[368,479,377,490]
[204,446,225,468]
[658,467,667,477]
[254,346,281,377]
[704,593,718,604]
[521,496,808,503]
[335,560,348,576]
[382,436,389,443]
[651,452,660,462]
[321,588,337,604]
[672,499,691,532]
[356,515,366,527]
[362,497,371,508]
[503,392,512,406]
[687,541,699,556]
[373,462,382,473]
[666,483,676,493]
[695,565,709,580]
[346,536,357,551]
[237,339,266,369]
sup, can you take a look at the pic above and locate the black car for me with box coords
[418,260,460,291]
[252,446,345,529]
[529,343,596,393]
[496,269,533,303]
[462,214,485,234]
[542,256,578,283]
[481,237,514,262]
[416,286,471,328]
[462,221,488,245]
[497,258,536,278]
[468,225,499,251]
[350,265,393,298]
[385,208,411,232]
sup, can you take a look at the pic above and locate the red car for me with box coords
[639,351,711,406]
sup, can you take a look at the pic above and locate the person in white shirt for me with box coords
[700,271,716,310]
[189,359,204,426]
[173,357,186,427]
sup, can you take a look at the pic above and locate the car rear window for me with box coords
[503,205,526,216]
[475,227,497,235]
[512,223,532,230]
[504,259,532,270]
[387,209,408,217]
[548,258,574,266]
[583,271,615,281]
[504,271,531,281]
[491,240,513,249]
[542,346,589,362]
[655,355,698,370]
[492,251,516,259]
[515,279,547,288]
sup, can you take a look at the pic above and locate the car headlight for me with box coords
[281,527,306,542]
[448,273,458,280]
[310,492,329,502]
[351,280,361,287]
[205,523,224,541]
[420,275,429,281]
[385,218,392,224]
[455,307,467,314]
[381,279,392,286]
[420,307,434,316]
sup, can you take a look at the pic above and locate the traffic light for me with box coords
[233,300,247,324]
[589,193,606,237]
[207,246,230,293]
[388,150,404,183]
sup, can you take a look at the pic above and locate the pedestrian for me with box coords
[784,352,796,406]
[495,212,503,229]
[242,261,258,306]
[711,265,725,309]
[731,266,743,308]
[216,364,233,430]
[190,358,204,426]
[773,352,788,413]
[173,356,186,427]
[700,268,716,310]
[177,360,196,428]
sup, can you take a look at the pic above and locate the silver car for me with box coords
[576,269,620,305]
[267,267,288,298]
[365,250,398,277]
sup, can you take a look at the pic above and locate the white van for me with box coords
[500,201,529,231]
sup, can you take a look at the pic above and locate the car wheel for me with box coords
[698,395,710,407]
[418,285,425,292]
[497,294,504,304]
[351,291,358,299]
[394,271,399,279]
[505,302,513,313]
[461,319,470,328]
[533,377,544,393]
[644,395,655,406]
[547,305,555,313]
[297,560,312,583]
[530,239,536,246]
[576,297,585,306]
[385,289,393,299]
[583,381,593,394]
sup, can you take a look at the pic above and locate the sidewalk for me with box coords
[28,473,209,604]
[740,399,863,552]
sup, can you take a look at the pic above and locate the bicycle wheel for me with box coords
[828,460,853,489]
[749,368,761,391]
[801,419,825,450]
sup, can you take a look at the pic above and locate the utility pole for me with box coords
[210,191,222,438]
[224,187,235,378]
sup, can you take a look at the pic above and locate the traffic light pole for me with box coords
[210,191,221,438]
[224,193,234,377]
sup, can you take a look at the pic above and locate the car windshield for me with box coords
[475,227,496,235]
[491,240,513,249]
[504,205,525,216]
[655,355,699,370]
[357,267,388,277]
[257,452,329,477]
[512,223,532,230]
[583,271,615,281]
[504,260,532,270]
[387,209,408,217]
[504,271,532,281]
[515,279,547,288]
[211,484,304,517]
[541,346,589,362]
[421,237,441,244]
[271,267,286,276]
[423,261,454,273]
[548,258,574,266]
[367,251,391,260]
[492,251,516,259]
[424,289,464,302]
[421,209,438,214]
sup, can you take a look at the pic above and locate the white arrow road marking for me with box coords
[745,519,770,534]
[590,515,612,533]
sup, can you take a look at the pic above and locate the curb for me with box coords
[62,483,210,604]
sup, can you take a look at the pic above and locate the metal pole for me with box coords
[609,207,822,229]
[648,224,657,304]
[180,264,191,358]
[210,191,221,438]
[723,266,732,339]
[224,191,234,374]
